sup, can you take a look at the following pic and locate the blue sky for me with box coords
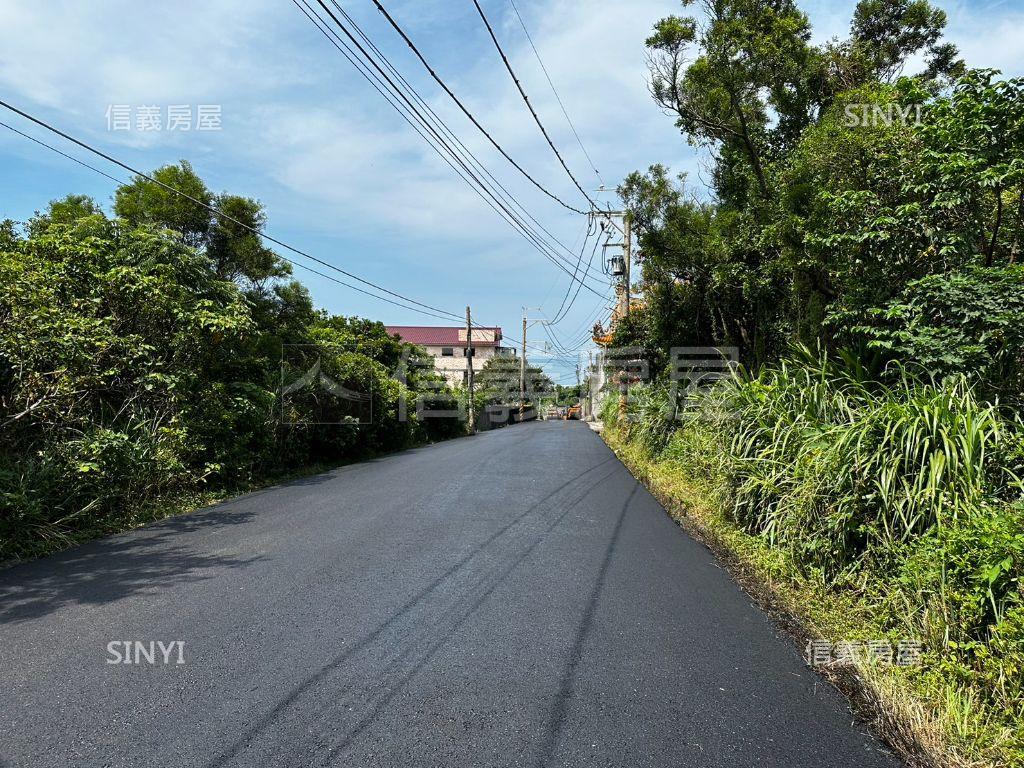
[2,0,1023,385]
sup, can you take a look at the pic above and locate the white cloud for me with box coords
[251,0,685,243]
[942,1,1024,75]
[3,0,1022,338]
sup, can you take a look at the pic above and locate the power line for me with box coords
[369,0,590,215]
[505,294,611,367]
[571,302,613,341]
[2,108,606,343]
[0,119,122,185]
[470,0,597,209]
[4,150,458,325]
[325,0,600,290]
[0,100,464,322]
[564,233,615,331]
[518,338,581,359]
[507,0,604,186]
[549,319,600,355]
[551,298,613,350]
[541,322,571,356]
[299,0,603,294]
[549,220,607,326]
[545,217,595,325]
[536,215,589,309]
[299,5,611,335]
[296,0,605,296]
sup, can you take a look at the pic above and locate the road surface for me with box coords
[0,421,897,768]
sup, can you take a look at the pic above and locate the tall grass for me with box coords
[724,355,1009,576]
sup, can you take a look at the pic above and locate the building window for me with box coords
[441,347,454,357]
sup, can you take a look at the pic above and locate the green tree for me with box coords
[0,219,19,251]
[475,355,552,405]
[850,266,1024,401]
[114,161,292,290]
[1,167,467,559]
[0,220,255,556]
[628,0,976,367]
[27,194,105,237]
[848,0,962,82]
[114,161,212,248]
[789,71,1024,336]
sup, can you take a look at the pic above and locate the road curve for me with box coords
[0,421,897,768]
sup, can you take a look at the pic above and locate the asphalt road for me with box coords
[0,421,898,768]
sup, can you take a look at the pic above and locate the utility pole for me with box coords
[519,309,550,423]
[621,214,632,423]
[575,362,581,411]
[520,314,527,422]
[465,306,475,434]
[587,350,594,420]
[623,214,632,316]
[596,210,634,421]
[597,210,633,321]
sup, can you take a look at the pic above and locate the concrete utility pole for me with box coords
[623,214,632,316]
[575,363,581,411]
[596,210,633,321]
[519,309,551,423]
[595,210,635,421]
[520,315,527,422]
[587,350,594,419]
[466,306,475,434]
[621,214,632,421]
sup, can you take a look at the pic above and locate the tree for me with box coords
[850,266,1024,401]
[0,167,466,559]
[112,161,319,376]
[553,384,582,406]
[206,194,289,288]
[475,355,552,405]
[114,161,212,248]
[629,0,971,367]
[0,219,19,251]
[114,161,292,290]
[849,0,962,83]
[0,219,255,555]
[27,194,105,237]
[788,70,1024,338]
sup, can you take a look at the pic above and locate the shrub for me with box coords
[845,266,1024,402]
[0,208,466,560]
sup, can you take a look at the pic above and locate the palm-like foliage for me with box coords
[724,351,1007,574]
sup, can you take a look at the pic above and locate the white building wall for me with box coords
[425,345,514,387]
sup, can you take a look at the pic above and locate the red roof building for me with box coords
[385,326,510,386]
[384,326,503,347]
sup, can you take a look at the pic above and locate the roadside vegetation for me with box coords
[473,354,553,420]
[603,358,1024,766]
[0,164,464,562]
[604,0,1024,764]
